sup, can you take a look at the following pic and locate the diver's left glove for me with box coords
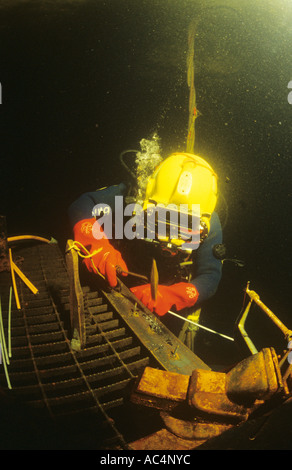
[130,282,199,316]
[73,217,128,288]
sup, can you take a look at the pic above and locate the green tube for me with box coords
[8,286,12,358]
[0,335,11,389]
[0,296,9,365]
[0,296,11,389]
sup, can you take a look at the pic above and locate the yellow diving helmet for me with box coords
[142,152,218,250]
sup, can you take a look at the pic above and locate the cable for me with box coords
[7,235,57,244]
[0,296,12,389]
[65,240,105,280]
[8,286,12,358]
[186,19,200,153]
[119,149,139,180]
[8,248,21,310]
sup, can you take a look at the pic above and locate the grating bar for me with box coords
[9,357,149,402]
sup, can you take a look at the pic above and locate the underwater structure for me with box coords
[0,214,292,450]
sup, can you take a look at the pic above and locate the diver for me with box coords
[68,151,222,334]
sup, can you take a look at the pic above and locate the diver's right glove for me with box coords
[130,282,199,316]
[73,217,128,288]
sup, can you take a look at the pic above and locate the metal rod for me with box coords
[168,309,234,341]
[237,299,259,355]
[282,361,292,382]
[117,267,148,282]
[246,284,292,340]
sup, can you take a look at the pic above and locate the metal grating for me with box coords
[0,243,152,448]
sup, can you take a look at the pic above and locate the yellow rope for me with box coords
[66,241,105,280]
[7,235,54,244]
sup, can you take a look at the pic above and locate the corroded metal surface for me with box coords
[129,347,289,449]
[65,238,209,374]
[0,241,208,449]
[129,427,204,450]
[102,281,210,375]
[0,243,152,448]
[0,216,10,272]
[65,239,86,350]
[3,241,289,450]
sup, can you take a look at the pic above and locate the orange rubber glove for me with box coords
[130,282,199,316]
[73,217,128,288]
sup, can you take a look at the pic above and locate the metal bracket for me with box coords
[65,239,86,350]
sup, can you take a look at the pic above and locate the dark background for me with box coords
[0,0,291,366]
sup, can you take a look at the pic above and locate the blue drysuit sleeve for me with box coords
[68,183,128,228]
[191,212,223,304]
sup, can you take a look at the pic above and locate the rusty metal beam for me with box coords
[102,280,210,375]
[65,239,86,350]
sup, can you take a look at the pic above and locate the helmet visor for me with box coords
[143,203,207,251]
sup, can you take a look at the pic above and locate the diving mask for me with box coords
[136,203,210,255]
